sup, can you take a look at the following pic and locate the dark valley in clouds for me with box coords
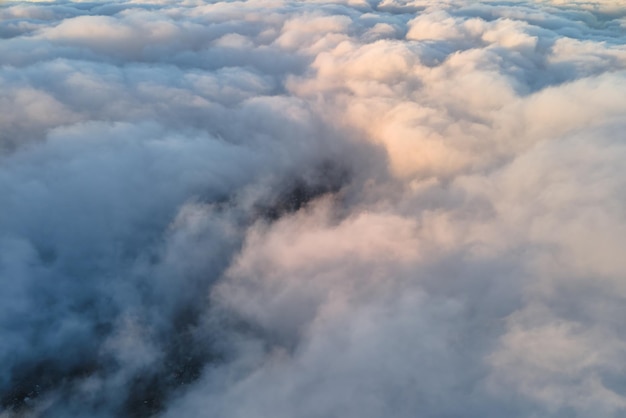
[1,0,626,417]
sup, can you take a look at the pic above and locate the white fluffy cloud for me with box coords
[1,0,626,417]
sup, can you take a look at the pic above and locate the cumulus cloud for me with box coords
[1,0,626,417]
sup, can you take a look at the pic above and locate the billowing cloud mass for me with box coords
[1,0,626,416]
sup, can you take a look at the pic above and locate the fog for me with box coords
[1,0,626,417]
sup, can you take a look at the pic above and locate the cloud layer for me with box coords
[1,0,626,417]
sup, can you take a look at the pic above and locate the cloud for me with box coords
[1,0,626,417]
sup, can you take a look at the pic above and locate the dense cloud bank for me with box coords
[1,0,626,416]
